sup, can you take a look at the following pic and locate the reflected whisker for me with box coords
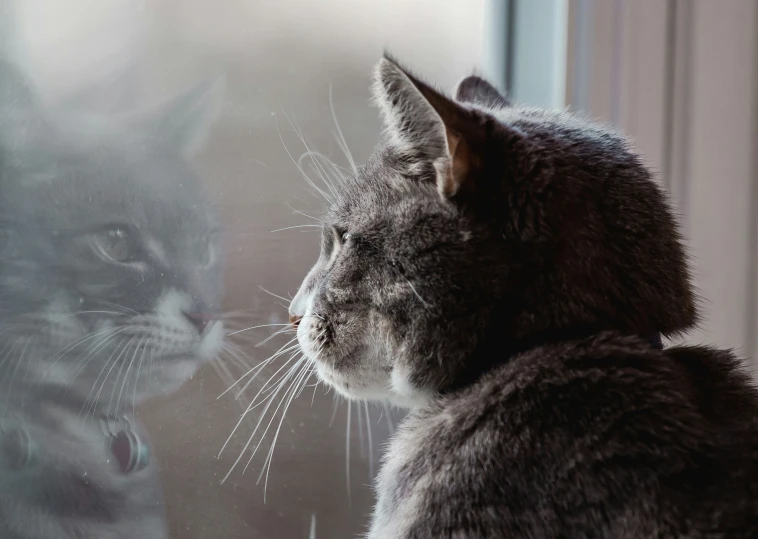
[82,294,139,316]
[80,338,130,420]
[113,337,145,416]
[131,340,150,418]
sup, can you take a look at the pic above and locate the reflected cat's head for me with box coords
[290,55,696,408]
[0,61,225,405]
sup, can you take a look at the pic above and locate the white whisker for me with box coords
[276,114,332,202]
[254,326,293,348]
[218,344,301,455]
[346,400,352,505]
[405,278,430,308]
[227,323,290,337]
[131,340,149,417]
[329,84,358,173]
[271,224,323,233]
[258,286,292,303]
[220,354,307,483]
[255,362,313,501]
[329,394,340,427]
[364,401,374,478]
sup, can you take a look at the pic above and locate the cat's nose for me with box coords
[184,311,213,333]
[289,314,302,329]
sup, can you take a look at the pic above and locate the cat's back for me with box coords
[372,333,758,538]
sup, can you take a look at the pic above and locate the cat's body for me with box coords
[373,336,758,538]
[289,56,758,538]
[0,60,223,538]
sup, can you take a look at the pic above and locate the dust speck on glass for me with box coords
[0,0,498,537]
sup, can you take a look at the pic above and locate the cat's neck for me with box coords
[442,325,663,396]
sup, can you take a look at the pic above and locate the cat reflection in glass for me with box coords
[289,55,758,537]
[0,61,224,539]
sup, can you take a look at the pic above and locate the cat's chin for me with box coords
[311,361,386,402]
[313,361,432,409]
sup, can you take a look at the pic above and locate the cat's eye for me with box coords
[331,227,350,246]
[91,227,137,264]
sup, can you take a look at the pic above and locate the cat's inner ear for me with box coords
[147,77,225,157]
[372,55,482,199]
[455,75,511,109]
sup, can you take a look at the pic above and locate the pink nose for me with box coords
[289,314,302,329]
[184,312,212,333]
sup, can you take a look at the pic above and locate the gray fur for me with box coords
[0,60,223,539]
[289,55,758,537]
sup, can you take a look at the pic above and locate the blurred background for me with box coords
[0,0,756,537]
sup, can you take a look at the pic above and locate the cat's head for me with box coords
[0,60,225,406]
[290,55,696,408]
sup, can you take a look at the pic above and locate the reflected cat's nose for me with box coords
[289,314,302,329]
[184,311,213,334]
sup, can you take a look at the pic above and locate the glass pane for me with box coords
[0,1,500,537]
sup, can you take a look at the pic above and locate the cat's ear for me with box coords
[147,77,226,157]
[454,75,511,109]
[372,54,483,199]
[54,60,140,114]
[0,59,50,151]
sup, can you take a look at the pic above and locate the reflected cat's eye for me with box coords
[91,227,134,264]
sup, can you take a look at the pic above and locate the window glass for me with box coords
[0,1,504,537]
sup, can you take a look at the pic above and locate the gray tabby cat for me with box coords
[0,60,224,539]
[289,55,758,538]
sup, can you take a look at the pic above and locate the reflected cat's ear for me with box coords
[54,60,140,114]
[0,59,37,112]
[454,75,511,109]
[372,54,484,200]
[0,59,49,152]
[148,77,226,158]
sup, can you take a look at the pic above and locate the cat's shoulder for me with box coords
[442,333,758,444]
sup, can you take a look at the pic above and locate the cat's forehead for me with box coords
[3,140,216,236]
[330,150,453,234]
